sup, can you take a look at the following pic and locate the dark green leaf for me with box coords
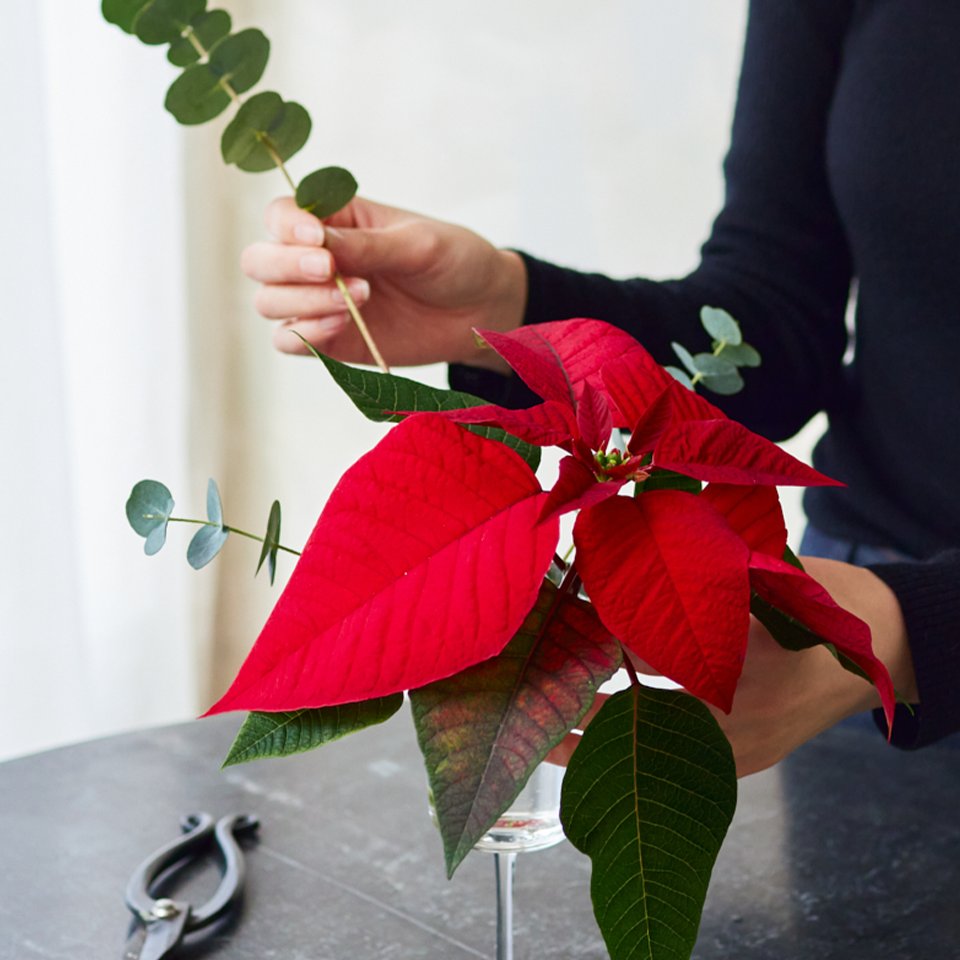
[782,544,804,570]
[134,0,206,45]
[670,341,698,377]
[750,591,871,682]
[314,349,541,470]
[167,9,231,65]
[411,580,621,877]
[700,306,742,346]
[717,341,761,369]
[664,365,694,391]
[561,686,736,960]
[221,91,311,172]
[102,0,152,34]
[126,479,174,555]
[223,694,404,767]
[165,29,270,125]
[296,166,358,219]
[256,499,282,585]
[637,469,702,495]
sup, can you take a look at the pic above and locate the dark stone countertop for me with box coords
[2,709,958,959]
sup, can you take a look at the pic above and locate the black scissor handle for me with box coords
[125,812,259,933]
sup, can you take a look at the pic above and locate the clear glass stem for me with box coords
[494,851,517,960]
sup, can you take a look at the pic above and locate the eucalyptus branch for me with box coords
[167,516,301,556]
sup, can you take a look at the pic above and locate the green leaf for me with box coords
[296,166,358,219]
[165,29,270,125]
[701,368,745,396]
[411,580,621,877]
[700,306,742,346]
[125,479,175,556]
[186,478,228,569]
[637,469,702,495]
[221,91,311,172]
[782,544,804,570]
[223,694,404,767]
[134,0,206,45]
[670,341,698,377]
[560,686,737,960]
[102,0,152,34]
[664,365,694,391]
[716,341,761,369]
[256,499,282,585]
[314,348,541,470]
[167,9,231,66]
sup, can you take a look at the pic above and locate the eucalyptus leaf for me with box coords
[221,92,311,172]
[186,524,228,569]
[102,0,152,34]
[256,499,282,584]
[700,306,742,346]
[561,686,736,960]
[411,580,621,876]
[664,365,694,391]
[692,353,744,396]
[717,341,761,369]
[167,9,231,65]
[670,341,698,377]
[223,695,404,767]
[125,479,175,555]
[205,477,224,524]
[134,0,206,45]
[702,368,745,396]
[296,167,358,219]
[315,349,541,470]
[165,29,270,125]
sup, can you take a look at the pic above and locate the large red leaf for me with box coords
[206,414,560,714]
[602,350,727,428]
[427,399,575,447]
[574,493,751,711]
[575,380,614,452]
[655,419,842,487]
[410,579,621,876]
[476,327,577,407]
[748,553,896,730]
[701,483,787,558]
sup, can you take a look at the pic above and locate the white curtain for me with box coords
[5,1,805,762]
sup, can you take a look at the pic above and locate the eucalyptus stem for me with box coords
[168,516,301,556]
[182,23,390,375]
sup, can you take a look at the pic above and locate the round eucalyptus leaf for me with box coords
[718,341,761,368]
[165,29,269,125]
[126,480,175,554]
[134,0,206,45]
[691,353,738,378]
[670,340,698,377]
[664,365,694,391]
[102,0,152,34]
[703,368,745,396]
[296,167,359,219]
[205,477,224,525]
[167,9,231,66]
[221,92,311,172]
[700,306,742,346]
[187,524,229,569]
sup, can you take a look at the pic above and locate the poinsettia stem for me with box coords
[622,651,642,688]
[182,27,389,373]
[168,516,301,556]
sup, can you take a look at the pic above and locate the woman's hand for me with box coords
[241,196,526,370]
[550,557,916,777]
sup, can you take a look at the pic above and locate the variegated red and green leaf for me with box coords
[206,414,559,715]
[410,578,621,876]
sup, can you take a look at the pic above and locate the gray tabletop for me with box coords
[2,709,959,959]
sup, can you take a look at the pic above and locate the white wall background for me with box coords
[0,0,822,761]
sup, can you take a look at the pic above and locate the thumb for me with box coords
[324,223,422,277]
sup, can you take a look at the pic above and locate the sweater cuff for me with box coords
[868,553,960,749]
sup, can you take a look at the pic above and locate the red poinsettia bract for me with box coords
[207,319,895,730]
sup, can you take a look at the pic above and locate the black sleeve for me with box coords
[868,552,960,749]
[451,0,857,441]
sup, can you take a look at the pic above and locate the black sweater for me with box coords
[450,0,960,749]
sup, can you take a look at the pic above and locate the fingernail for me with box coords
[332,279,370,305]
[300,253,331,280]
[294,223,324,245]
